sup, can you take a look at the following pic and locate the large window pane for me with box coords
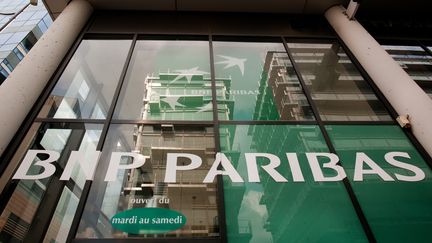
[38,39,132,119]
[213,40,314,121]
[288,41,392,121]
[220,125,367,243]
[326,125,432,242]
[77,124,219,239]
[0,123,102,242]
[382,45,432,98]
[114,40,213,121]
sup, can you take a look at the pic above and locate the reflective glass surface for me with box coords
[288,42,392,121]
[383,45,432,98]
[213,41,314,121]
[220,125,367,243]
[38,39,132,119]
[0,1,51,84]
[3,32,432,243]
[114,40,213,121]
[77,124,219,238]
[0,123,102,242]
[326,125,432,242]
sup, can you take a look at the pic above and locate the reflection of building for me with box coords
[219,126,252,242]
[247,125,332,242]
[0,1,432,243]
[0,1,52,85]
[254,51,314,120]
[0,123,101,242]
[289,43,391,121]
[81,124,221,238]
[142,73,234,120]
[382,45,432,98]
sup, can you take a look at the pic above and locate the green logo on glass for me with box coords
[111,208,186,234]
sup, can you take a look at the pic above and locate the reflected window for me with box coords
[213,39,314,121]
[382,45,432,98]
[114,39,213,121]
[0,66,8,84]
[77,124,219,239]
[38,39,132,119]
[0,123,102,242]
[3,59,13,71]
[13,48,24,60]
[288,41,392,121]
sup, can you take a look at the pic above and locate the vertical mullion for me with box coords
[66,34,138,243]
[282,37,377,243]
[209,34,228,243]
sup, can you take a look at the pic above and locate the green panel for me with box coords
[326,125,432,243]
[111,208,186,234]
[220,125,367,243]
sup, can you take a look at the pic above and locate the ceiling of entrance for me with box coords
[43,0,346,18]
[43,0,432,19]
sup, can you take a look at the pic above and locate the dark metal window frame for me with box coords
[0,12,431,243]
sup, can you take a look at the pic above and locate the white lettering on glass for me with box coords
[12,150,427,183]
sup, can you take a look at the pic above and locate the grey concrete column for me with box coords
[325,5,432,157]
[0,0,93,156]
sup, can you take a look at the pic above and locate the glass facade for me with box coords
[77,124,219,238]
[114,39,214,121]
[221,125,367,243]
[213,40,314,121]
[0,0,52,85]
[0,123,103,242]
[38,39,132,119]
[326,125,432,242]
[288,41,391,121]
[0,15,431,243]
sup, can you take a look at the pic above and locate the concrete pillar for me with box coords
[325,5,432,157]
[0,0,93,156]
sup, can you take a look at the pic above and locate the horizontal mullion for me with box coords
[218,120,318,125]
[72,238,221,243]
[110,119,215,125]
[34,118,106,124]
[322,120,397,126]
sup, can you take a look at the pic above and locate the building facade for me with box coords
[0,0,52,85]
[0,0,431,242]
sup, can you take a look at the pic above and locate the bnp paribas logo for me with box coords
[169,67,209,84]
[159,90,184,110]
[215,55,247,76]
[13,150,426,183]
[167,55,248,86]
[158,89,212,113]
[168,55,247,84]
